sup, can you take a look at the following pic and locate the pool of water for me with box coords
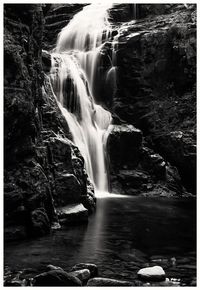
[4,196,196,286]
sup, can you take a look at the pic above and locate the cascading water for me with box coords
[50,4,114,194]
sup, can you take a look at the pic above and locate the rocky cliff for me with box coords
[110,4,196,193]
[4,4,95,241]
[4,4,196,240]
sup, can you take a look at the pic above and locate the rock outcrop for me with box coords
[4,4,95,241]
[110,4,196,193]
[107,125,187,196]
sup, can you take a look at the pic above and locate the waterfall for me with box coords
[50,4,114,193]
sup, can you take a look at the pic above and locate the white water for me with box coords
[50,4,114,193]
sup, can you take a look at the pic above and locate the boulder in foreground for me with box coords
[137,265,166,281]
[33,269,82,286]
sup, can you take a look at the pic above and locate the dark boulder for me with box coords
[54,173,82,206]
[33,269,82,286]
[107,124,143,171]
[117,169,151,195]
[57,203,88,225]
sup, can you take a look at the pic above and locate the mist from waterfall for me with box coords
[50,4,114,193]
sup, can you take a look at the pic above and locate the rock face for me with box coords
[107,125,187,196]
[111,4,196,193]
[4,4,95,240]
[43,4,85,50]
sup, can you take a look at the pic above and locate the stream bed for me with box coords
[4,196,196,286]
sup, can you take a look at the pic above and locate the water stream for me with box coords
[50,3,114,193]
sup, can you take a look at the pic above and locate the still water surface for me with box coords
[4,196,196,285]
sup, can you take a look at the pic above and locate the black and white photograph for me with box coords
[4,1,197,287]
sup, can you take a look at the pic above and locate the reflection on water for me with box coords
[4,196,196,285]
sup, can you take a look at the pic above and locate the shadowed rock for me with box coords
[33,269,82,286]
[57,203,88,225]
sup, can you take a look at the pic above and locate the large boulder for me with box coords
[117,169,151,195]
[54,173,82,205]
[57,203,88,225]
[137,266,166,281]
[107,124,142,171]
[33,270,82,286]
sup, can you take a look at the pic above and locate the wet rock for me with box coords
[46,264,64,271]
[107,124,142,171]
[43,4,85,50]
[118,169,150,190]
[137,265,166,281]
[87,277,134,286]
[55,173,82,206]
[156,130,196,193]
[109,4,138,23]
[70,269,91,282]
[140,147,166,179]
[49,136,87,206]
[33,269,82,286]
[42,50,51,72]
[81,179,96,213]
[113,5,196,194]
[57,203,88,225]
[30,208,51,237]
[72,263,98,278]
